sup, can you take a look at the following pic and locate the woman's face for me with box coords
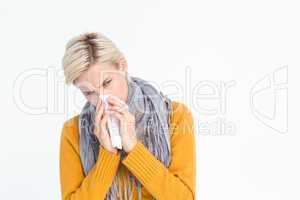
[74,61,128,107]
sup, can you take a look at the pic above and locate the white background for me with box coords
[1,0,299,199]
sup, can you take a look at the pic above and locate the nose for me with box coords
[89,91,112,107]
[96,93,112,108]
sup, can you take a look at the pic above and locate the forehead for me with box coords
[74,62,116,90]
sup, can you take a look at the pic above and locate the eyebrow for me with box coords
[96,77,111,88]
[79,77,110,92]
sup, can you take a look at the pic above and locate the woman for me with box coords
[59,32,196,200]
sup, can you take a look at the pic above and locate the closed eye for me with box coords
[103,79,112,87]
[84,91,95,96]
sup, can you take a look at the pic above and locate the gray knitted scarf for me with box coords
[78,74,173,200]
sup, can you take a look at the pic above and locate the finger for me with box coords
[96,99,102,112]
[95,101,104,122]
[95,100,101,122]
[110,110,124,121]
[107,95,128,109]
[111,111,125,126]
[108,105,127,114]
[99,113,110,139]
[111,109,135,123]
[93,123,101,135]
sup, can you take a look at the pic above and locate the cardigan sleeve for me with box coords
[59,121,121,200]
[122,104,196,200]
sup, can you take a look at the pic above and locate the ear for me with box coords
[117,56,128,71]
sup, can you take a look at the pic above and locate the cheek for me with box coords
[110,81,127,101]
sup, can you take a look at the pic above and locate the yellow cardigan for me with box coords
[59,100,196,200]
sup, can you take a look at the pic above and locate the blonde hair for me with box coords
[62,32,124,85]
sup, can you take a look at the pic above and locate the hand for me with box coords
[93,99,118,154]
[106,95,138,153]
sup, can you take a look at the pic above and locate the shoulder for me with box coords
[169,100,196,158]
[169,100,194,135]
[62,114,80,130]
[170,100,193,125]
[60,114,80,151]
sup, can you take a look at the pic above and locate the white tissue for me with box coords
[99,94,123,150]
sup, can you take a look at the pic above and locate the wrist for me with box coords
[126,140,138,153]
